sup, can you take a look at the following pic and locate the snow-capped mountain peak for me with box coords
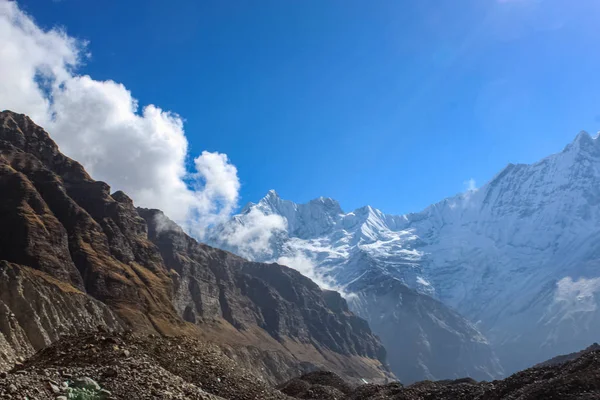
[210,131,600,379]
[567,130,595,151]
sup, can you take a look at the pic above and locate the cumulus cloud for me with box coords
[276,252,339,292]
[275,250,355,297]
[0,0,81,124]
[0,0,362,298]
[216,208,287,260]
[0,1,240,231]
[190,151,240,227]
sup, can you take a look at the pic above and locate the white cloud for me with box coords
[191,151,240,224]
[0,0,81,125]
[464,178,477,192]
[212,206,352,294]
[275,238,353,295]
[0,0,361,299]
[0,1,240,231]
[216,208,287,260]
[554,276,600,314]
[276,252,339,292]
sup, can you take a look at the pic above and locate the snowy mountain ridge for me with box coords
[209,131,600,378]
[235,189,430,293]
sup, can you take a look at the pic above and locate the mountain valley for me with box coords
[1,109,600,399]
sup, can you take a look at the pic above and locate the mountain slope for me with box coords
[209,193,504,383]
[347,270,502,384]
[402,132,600,372]
[211,131,600,378]
[0,110,391,383]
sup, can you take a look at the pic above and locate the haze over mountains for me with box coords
[210,131,600,381]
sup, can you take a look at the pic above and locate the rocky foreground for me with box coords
[1,332,599,399]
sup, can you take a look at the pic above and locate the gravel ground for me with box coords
[2,331,600,399]
[0,330,289,400]
[282,349,600,400]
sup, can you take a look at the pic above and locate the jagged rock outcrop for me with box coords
[0,110,390,384]
[0,111,184,335]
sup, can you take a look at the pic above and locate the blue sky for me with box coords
[20,0,600,215]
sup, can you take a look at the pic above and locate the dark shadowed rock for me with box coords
[278,347,600,399]
[277,371,353,399]
[535,343,600,368]
[347,270,503,384]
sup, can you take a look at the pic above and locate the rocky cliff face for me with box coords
[0,111,188,336]
[0,110,390,384]
[139,208,388,381]
[0,261,122,371]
